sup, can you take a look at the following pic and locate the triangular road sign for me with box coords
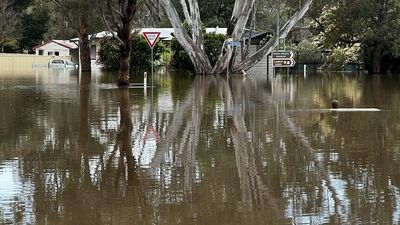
[143,32,161,49]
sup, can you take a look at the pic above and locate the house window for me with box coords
[55,51,59,56]
[39,50,44,55]
[48,52,53,55]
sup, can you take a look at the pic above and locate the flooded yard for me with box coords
[1,67,400,224]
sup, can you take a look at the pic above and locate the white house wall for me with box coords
[35,42,70,56]
[236,45,271,75]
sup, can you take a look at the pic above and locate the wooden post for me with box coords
[144,71,147,97]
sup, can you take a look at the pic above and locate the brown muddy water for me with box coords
[1,67,400,225]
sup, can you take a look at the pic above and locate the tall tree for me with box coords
[99,0,139,86]
[160,0,312,75]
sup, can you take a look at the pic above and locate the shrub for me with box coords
[326,46,361,70]
[287,39,323,64]
[97,34,165,70]
[0,39,20,53]
[204,33,226,66]
[170,33,225,69]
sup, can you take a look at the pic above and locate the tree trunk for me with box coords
[114,0,137,87]
[117,30,132,86]
[212,0,256,74]
[102,0,138,86]
[180,0,204,50]
[233,0,312,72]
[161,0,311,75]
[160,0,212,74]
[79,16,91,72]
[372,43,383,74]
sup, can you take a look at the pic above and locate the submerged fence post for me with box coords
[144,72,147,97]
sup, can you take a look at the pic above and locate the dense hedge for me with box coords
[170,33,225,69]
[97,34,165,70]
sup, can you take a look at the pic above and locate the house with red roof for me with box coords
[32,40,78,56]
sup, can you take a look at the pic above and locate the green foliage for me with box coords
[170,0,234,27]
[170,33,225,69]
[2,0,105,53]
[0,0,22,52]
[288,39,323,63]
[19,4,50,52]
[204,33,225,65]
[198,0,234,27]
[1,39,20,53]
[97,38,120,70]
[170,38,193,70]
[310,0,400,72]
[44,0,103,40]
[326,46,361,71]
[10,0,33,10]
[98,34,165,70]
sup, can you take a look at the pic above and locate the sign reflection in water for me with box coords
[1,67,400,225]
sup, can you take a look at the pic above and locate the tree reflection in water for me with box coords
[2,73,400,224]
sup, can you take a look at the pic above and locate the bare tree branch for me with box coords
[97,0,124,44]
[234,0,313,72]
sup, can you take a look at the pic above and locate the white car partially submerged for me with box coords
[48,59,77,68]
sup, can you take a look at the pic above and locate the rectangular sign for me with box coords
[272,51,294,59]
[226,41,241,47]
[272,58,296,67]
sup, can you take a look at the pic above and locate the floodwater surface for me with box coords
[1,68,400,225]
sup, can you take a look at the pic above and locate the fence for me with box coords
[0,54,72,70]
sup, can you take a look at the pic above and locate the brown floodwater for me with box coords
[1,67,400,225]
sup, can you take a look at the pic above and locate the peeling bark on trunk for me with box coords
[180,0,204,50]
[159,0,212,74]
[212,0,256,74]
[242,5,256,60]
[79,16,91,72]
[233,0,312,72]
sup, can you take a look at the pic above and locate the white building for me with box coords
[33,40,78,56]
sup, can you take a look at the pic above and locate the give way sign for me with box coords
[143,32,161,49]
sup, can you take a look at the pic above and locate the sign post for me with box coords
[272,50,296,68]
[143,32,161,89]
[272,58,296,67]
[226,40,241,77]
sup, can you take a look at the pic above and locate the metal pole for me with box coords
[151,47,154,88]
[151,47,154,101]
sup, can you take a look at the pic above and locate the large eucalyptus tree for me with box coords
[160,0,313,74]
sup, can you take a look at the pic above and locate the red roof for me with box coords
[33,40,78,50]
